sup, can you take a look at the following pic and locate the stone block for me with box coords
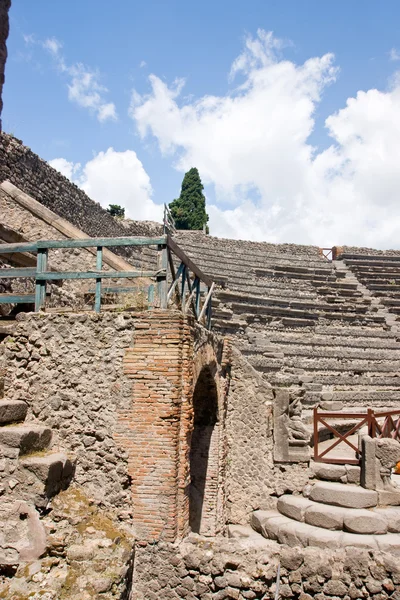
[309,481,378,509]
[0,400,28,424]
[345,465,361,484]
[378,490,400,506]
[277,495,313,522]
[304,503,344,530]
[311,463,346,482]
[0,426,52,454]
[361,435,377,490]
[343,510,387,535]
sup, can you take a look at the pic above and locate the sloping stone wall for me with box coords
[0,1,11,132]
[0,133,162,245]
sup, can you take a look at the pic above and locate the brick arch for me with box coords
[189,362,219,534]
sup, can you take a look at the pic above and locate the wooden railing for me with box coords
[313,408,400,465]
[163,204,176,235]
[0,234,214,328]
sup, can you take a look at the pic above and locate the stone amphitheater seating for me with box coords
[174,232,400,413]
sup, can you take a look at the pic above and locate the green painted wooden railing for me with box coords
[0,235,214,328]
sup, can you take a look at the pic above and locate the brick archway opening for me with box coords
[189,364,219,535]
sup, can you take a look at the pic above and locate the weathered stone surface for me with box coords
[0,399,27,424]
[374,506,400,532]
[277,495,313,522]
[0,425,52,454]
[343,510,387,535]
[304,503,344,530]
[311,463,346,482]
[309,481,378,509]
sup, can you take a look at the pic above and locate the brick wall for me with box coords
[114,312,229,543]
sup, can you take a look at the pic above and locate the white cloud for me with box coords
[390,48,400,61]
[42,37,117,123]
[129,30,400,248]
[48,157,81,180]
[49,149,162,222]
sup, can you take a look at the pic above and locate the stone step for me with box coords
[243,343,400,361]
[309,481,378,508]
[0,425,52,454]
[266,331,400,350]
[251,509,400,552]
[217,290,371,316]
[21,452,75,496]
[277,494,391,534]
[254,268,337,283]
[0,399,28,424]
[311,462,361,484]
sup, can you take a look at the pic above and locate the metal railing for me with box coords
[313,407,400,465]
[0,234,214,328]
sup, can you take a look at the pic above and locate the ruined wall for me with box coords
[225,348,310,524]
[0,1,11,132]
[3,312,136,513]
[132,536,400,600]
[3,310,229,543]
[0,133,162,243]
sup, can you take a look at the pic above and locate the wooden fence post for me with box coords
[94,246,103,313]
[157,245,168,308]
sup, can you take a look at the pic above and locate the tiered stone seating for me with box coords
[340,251,400,321]
[174,232,400,411]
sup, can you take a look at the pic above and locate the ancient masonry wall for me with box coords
[3,310,229,542]
[0,1,11,131]
[225,348,310,525]
[132,537,400,600]
[0,132,162,243]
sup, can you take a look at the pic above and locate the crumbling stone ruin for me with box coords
[1,134,400,599]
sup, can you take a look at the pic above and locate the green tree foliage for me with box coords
[107,204,125,219]
[169,168,209,232]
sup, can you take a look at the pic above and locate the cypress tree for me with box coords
[169,168,209,232]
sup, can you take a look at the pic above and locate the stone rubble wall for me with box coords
[131,536,400,600]
[340,245,400,257]
[175,230,322,259]
[2,312,136,514]
[226,347,310,525]
[2,310,229,543]
[0,1,11,132]
[0,133,163,247]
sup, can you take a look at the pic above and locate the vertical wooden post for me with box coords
[95,246,103,313]
[368,408,375,438]
[195,277,201,319]
[40,248,48,308]
[313,407,319,461]
[180,265,186,312]
[147,284,155,309]
[157,245,168,309]
[35,248,47,311]
[206,285,212,329]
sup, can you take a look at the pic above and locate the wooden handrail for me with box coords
[313,407,400,465]
[0,234,215,328]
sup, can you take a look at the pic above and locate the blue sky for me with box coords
[4,1,400,247]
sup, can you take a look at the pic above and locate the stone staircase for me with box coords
[251,461,400,553]
[0,334,75,564]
